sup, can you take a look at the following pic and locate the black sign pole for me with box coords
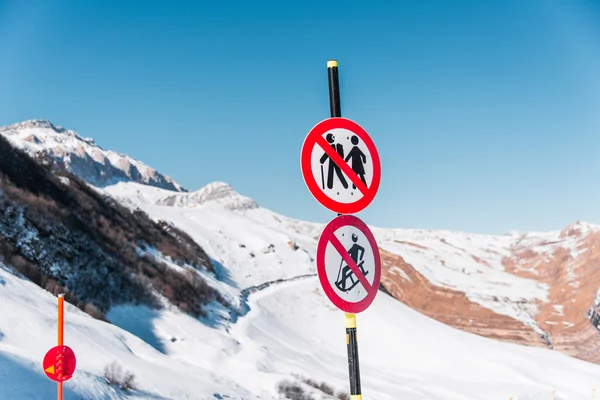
[327,59,362,400]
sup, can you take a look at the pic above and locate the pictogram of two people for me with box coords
[319,133,367,190]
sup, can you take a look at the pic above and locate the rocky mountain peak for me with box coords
[0,119,186,192]
[560,220,598,238]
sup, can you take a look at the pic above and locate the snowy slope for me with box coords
[2,179,600,398]
[3,253,600,399]
[100,182,600,397]
[0,120,185,191]
[0,262,252,400]
[232,277,600,400]
[101,181,599,353]
[102,182,320,289]
[103,181,568,337]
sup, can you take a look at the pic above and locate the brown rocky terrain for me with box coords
[504,226,600,363]
[378,222,600,365]
[380,249,550,348]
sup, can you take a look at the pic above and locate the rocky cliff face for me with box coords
[378,223,600,364]
[380,249,550,348]
[0,120,186,192]
[503,224,600,363]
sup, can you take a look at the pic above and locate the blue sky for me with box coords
[2,0,600,234]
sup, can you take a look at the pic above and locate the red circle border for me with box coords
[300,117,381,214]
[316,215,381,313]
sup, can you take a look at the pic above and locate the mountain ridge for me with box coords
[0,131,229,322]
[4,119,598,237]
[0,119,186,192]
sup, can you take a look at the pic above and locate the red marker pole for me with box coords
[327,60,362,400]
[57,294,64,400]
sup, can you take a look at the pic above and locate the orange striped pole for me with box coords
[57,294,64,400]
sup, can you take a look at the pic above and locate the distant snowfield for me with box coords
[2,181,600,399]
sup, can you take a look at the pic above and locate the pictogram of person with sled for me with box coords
[335,233,369,292]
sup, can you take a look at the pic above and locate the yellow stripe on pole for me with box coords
[327,60,338,68]
[350,395,362,400]
[345,313,356,328]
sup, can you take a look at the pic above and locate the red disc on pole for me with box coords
[316,214,381,313]
[301,117,381,214]
[43,345,76,382]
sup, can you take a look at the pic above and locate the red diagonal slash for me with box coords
[328,233,372,292]
[316,135,369,195]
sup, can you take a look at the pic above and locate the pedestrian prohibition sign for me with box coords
[316,214,381,313]
[43,345,76,382]
[301,117,381,214]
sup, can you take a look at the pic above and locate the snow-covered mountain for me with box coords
[3,119,600,399]
[0,132,227,322]
[106,180,600,364]
[156,181,258,211]
[0,120,185,192]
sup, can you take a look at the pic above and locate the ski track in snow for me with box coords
[220,275,320,396]
[234,273,317,320]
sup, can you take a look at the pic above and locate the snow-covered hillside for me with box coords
[101,182,320,289]
[102,181,586,341]
[373,227,552,336]
[101,182,600,396]
[4,119,600,399]
[3,253,600,400]
[0,120,185,192]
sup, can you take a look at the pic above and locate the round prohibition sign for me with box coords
[316,214,381,313]
[300,117,381,214]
